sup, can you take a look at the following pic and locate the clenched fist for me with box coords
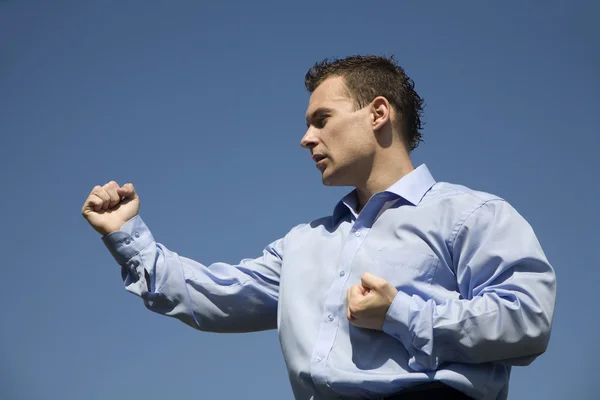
[81,181,140,236]
[346,272,398,331]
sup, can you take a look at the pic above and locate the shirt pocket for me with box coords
[374,249,439,290]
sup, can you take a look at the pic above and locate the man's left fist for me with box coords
[346,272,399,331]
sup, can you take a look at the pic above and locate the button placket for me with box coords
[311,196,394,386]
[310,203,386,386]
[310,227,362,385]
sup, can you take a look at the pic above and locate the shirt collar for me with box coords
[332,164,436,223]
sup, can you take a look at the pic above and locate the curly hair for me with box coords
[305,55,424,151]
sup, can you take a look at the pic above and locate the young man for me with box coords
[82,55,556,399]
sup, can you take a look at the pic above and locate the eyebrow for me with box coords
[306,107,333,128]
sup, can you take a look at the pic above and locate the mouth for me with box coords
[312,154,327,171]
[312,154,326,163]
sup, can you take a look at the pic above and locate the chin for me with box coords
[321,178,335,187]
[320,172,334,186]
[321,170,345,187]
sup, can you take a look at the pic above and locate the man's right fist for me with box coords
[81,181,140,236]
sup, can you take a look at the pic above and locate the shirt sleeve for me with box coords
[102,215,283,333]
[382,199,557,371]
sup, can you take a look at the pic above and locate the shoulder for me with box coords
[422,181,515,218]
[426,183,538,254]
[424,181,504,206]
[422,181,524,240]
[286,215,336,237]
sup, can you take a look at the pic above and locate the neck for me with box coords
[355,153,414,212]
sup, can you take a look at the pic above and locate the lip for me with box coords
[314,156,327,171]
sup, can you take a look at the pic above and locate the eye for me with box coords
[315,116,328,128]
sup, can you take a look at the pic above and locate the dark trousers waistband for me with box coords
[382,381,473,400]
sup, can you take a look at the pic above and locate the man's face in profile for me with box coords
[302,76,375,187]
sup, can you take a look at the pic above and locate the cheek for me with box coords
[344,122,373,155]
[325,118,371,160]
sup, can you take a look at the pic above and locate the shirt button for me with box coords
[135,232,140,238]
[316,357,322,363]
[328,314,334,322]
[124,238,131,245]
[339,271,345,277]
[355,231,361,237]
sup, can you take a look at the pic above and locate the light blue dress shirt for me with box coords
[103,164,556,399]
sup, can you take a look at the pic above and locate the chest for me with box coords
[279,208,457,311]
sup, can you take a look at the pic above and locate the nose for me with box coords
[300,127,318,149]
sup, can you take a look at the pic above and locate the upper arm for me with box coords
[450,199,556,304]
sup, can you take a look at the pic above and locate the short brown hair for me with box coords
[305,55,424,151]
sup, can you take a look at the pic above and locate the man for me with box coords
[82,55,556,399]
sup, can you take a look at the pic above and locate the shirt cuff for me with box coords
[101,215,155,265]
[382,290,413,345]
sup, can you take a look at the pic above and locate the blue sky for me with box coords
[1,1,598,399]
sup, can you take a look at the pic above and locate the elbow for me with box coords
[496,328,551,367]
[525,317,552,363]
[503,310,553,366]
[508,278,556,364]
[526,295,554,357]
[515,337,549,366]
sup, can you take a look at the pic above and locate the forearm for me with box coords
[103,215,280,333]
[383,271,555,370]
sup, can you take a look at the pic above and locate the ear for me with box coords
[369,96,391,131]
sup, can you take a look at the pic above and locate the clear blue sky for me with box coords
[1,1,598,399]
